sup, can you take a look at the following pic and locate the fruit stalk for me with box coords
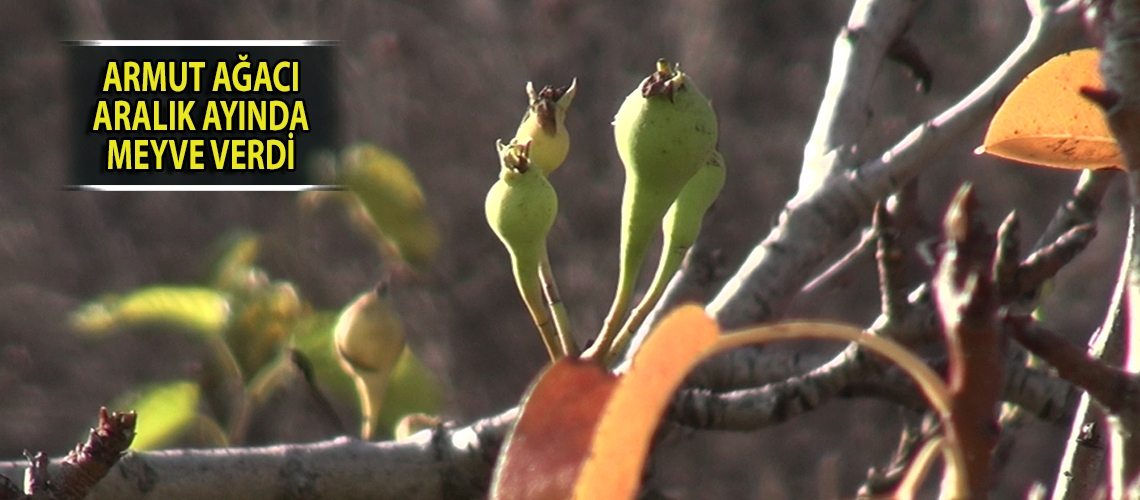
[540,251,577,357]
[510,244,565,360]
[352,371,389,440]
[592,197,651,357]
[606,151,725,364]
[604,244,685,365]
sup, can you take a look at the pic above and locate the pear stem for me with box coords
[605,240,688,366]
[539,250,578,357]
[510,248,565,360]
[353,372,389,441]
[589,258,638,362]
[589,197,662,361]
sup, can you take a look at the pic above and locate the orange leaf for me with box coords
[979,48,1121,169]
[573,305,721,500]
[495,309,954,499]
[490,358,618,500]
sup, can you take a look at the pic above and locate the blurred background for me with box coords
[0,0,1125,498]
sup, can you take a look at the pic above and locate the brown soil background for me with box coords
[0,1,1125,498]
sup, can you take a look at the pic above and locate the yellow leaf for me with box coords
[979,48,1121,170]
[71,286,231,338]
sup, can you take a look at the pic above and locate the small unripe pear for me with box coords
[485,139,565,359]
[593,60,718,358]
[613,61,717,186]
[485,140,559,254]
[333,286,406,440]
[514,79,577,176]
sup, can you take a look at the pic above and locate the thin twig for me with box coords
[797,227,876,296]
[859,411,939,498]
[1014,223,1098,300]
[993,211,1022,303]
[877,201,908,323]
[1006,318,1139,415]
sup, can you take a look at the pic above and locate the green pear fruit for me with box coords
[662,150,725,249]
[485,139,566,359]
[514,79,577,176]
[333,287,406,440]
[593,60,718,358]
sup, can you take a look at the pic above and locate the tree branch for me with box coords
[669,347,1073,432]
[1008,319,1140,416]
[1077,0,1140,492]
[1051,206,1131,500]
[694,0,1082,389]
[800,0,922,195]
[0,410,515,500]
[706,0,1081,329]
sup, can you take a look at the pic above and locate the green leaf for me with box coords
[110,380,202,451]
[71,286,231,338]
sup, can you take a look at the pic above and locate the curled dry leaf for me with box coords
[490,359,618,500]
[573,305,721,500]
[978,48,1121,169]
[493,306,965,499]
[491,306,716,500]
